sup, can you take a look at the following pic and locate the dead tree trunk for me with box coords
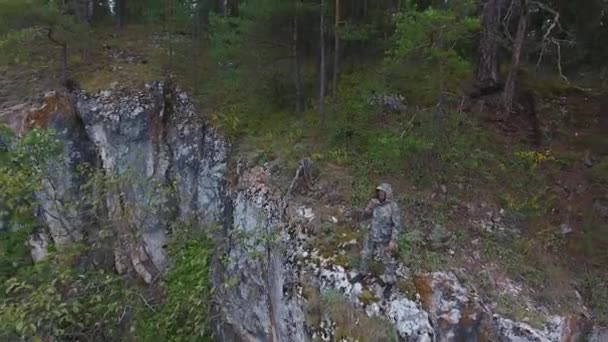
[318,0,326,116]
[502,0,528,115]
[477,0,506,92]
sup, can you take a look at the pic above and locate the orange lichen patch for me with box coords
[0,103,29,134]
[437,317,452,331]
[148,101,166,144]
[560,314,591,342]
[561,315,577,342]
[413,275,434,311]
[26,94,75,130]
[0,93,76,135]
[458,302,481,328]
[477,313,499,342]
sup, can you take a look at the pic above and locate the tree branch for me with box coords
[45,27,66,48]
[529,0,572,82]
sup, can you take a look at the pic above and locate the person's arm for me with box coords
[347,199,379,221]
[363,199,380,218]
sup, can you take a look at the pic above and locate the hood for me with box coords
[376,183,394,201]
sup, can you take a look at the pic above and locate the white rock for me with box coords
[388,297,434,340]
[366,303,381,317]
[495,315,553,342]
[27,231,50,262]
[297,206,315,221]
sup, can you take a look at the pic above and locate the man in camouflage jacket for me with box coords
[353,183,402,286]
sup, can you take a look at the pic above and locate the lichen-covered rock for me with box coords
[75,82,228,280]
[215,166,306,341]
[368,93,407,113]
[387,298,434,341]
[0,92,97,247]
[27,231,50,262]
[414,271,591,342]
[589,327,608,342]
[412,272,495,341]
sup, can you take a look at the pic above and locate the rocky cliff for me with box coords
[0,83,602,341]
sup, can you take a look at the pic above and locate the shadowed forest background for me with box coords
[0,0,607,340]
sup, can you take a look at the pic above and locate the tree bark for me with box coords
[220,0,228,16]
[117,0,127,29]
[292,15,304,115]
[502,0,528,115]
[477,0,506,91]
[332,0,341,97]
[318,0,326,116]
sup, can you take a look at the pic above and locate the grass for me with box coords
[76,61,162,93]
[495,296,547,330]
[320,290,398,342]
[313,222,365,269]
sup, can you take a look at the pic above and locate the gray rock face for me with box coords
[368,93,407,113]
[0,92,97,246]
[214,166,306,341]
[72,83,229,280]
[27,231,50,262]
[3,83,305,341]
[589,327,608,342]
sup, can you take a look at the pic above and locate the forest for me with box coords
[0,0,607,341]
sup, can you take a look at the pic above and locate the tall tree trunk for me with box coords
[220,0,229,16]
[168,0,176,73]
[319,0,326,115]
[88,0,95,22]
[332,0,341,97]
[46,28,69,86]
[228,0,239,16]
[503,0,528,115]
[293,15,304,115]
[62,44,69,86]
[477,0,506,91]
[198,0,213,33]
[117,0,127,29]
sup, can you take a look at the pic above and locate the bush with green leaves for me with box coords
[0,128,61,282]
[0,224,217,342]
[386,1,478,105]
[136,225,215,342]
[0,246,140,341]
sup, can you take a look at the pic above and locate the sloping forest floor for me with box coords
[1,25,607,329]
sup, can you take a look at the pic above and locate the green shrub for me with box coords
[321,290,398,342]
[0,226,216,342]
[0,246,139,341]
[0,128,61,283]
[136,227,215,342]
